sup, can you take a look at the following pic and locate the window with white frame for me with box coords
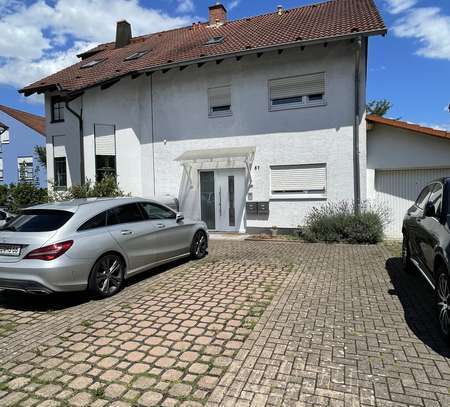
[270,163,327,198]
[208,85,232,117]
[0,158,3,182]
[17,156,33,181]
[269,73,326,110]
[53,136,67,190]
[1,129,9,144]
[94,124,116,181]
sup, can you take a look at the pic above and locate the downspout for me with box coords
[65,95,85,185]
[353,37,362,214]
[150,74,156,196]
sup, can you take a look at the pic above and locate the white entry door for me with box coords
[200,169,246,232]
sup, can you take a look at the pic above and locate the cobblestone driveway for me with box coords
[0,241,449,406]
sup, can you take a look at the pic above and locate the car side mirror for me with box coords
[424,202,436,218]
[176,213,185,223]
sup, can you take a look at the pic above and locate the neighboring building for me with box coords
[0,105,46,187]
[367,115,450,238]
[20,0,387,233]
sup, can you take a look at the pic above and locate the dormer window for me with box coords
[206,36,225,45]
[80,59,105,69]
[124,50,150,61]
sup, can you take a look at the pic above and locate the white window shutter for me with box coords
[0,158,3,180]
[208,86,231,109]
[95,124,116,156]
[53,136,66,158]
[270,73,325,100]
[271,164,326,193]
[1,130,10,144]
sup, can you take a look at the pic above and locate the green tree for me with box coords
[34,145,47,168]
[367,99,392,116]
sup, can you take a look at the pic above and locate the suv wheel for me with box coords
[88,253,125,298]
[436,268,450,340]
[402,234,414,274]
[190,230,208,260]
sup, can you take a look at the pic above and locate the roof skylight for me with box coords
[80,59,105,69]
[124,50,150,61]
[206,36,225,45]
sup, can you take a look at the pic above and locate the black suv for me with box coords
[402,178,450,339]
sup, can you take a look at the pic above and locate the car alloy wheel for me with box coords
[93,254,124,297]
[436,271,450,337]
[191,231,207,259]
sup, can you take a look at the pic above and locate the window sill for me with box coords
[51,120,65,124]
[208,111,232,118]
[270,193,327,201]
[269,101,327,112]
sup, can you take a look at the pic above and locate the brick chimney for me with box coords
[115,20,132,48]
[209,3,227,26]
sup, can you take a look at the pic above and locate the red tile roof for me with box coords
[367,114,450,141]
[20,0,386,96]
[0,105,45,136]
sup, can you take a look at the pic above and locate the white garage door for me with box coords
[375,168,450,238]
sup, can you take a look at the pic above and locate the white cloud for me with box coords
[229,1,240,10]
[176,0,194,13]
[393,7,450,60]
[0,0,193,101]
[420,122,450,132]
[385,0,417,14]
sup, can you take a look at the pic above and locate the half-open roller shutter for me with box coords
[208,86,231,108]
[53,136,66,158]
[270,73,325,99]
[95,124,116,156]
[271,164,326,192]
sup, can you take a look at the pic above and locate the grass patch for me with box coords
[81,320,93,328]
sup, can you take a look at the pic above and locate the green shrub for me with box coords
[49,175,127,201]
[7,182,48,213]
[301,200,390,244]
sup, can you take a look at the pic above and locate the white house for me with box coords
[21,1,389,233]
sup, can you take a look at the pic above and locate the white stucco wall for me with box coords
[45,94,82,188]
[45,40,367,230]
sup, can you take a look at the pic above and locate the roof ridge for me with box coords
[21,0,386,96]
[81,0,342,54]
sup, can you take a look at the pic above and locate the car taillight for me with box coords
[24,240,73,261]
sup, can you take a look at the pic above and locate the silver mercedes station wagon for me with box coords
[0,198,208,298]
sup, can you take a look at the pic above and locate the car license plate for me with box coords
[0,245,21,257]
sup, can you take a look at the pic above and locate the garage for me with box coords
[367,115,450,239]
[375,167,450,237]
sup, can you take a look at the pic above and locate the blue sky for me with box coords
[0,0,449,130]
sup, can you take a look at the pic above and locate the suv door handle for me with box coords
[157,223,166,229]
[121,230,133,235]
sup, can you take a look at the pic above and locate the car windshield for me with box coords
[1,209,73,232]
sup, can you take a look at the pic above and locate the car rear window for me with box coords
[3,210,73,232]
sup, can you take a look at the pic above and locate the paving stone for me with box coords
[137,391,164,406]
[1,241,447,407]
[68,376,93,390]
[104,383,127,399]
[169,382,192,397]
[161,369,183,382]
[132,376,157,389]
